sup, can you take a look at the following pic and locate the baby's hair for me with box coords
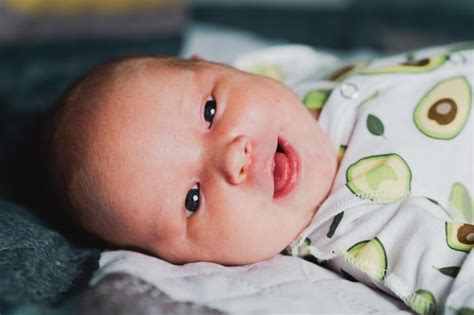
[45,55,201,240]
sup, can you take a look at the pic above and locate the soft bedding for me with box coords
[0,200,100,311]
[92,251,410,314]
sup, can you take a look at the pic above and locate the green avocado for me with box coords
[414,76,471,140]
[249,64,283,81]
[325,61,369,82]
[362,55,446,75]
[449,182,473,223]
[347,238,387,281]
[446,222,474,253]
[346,153,412,203]
[410,289,436,314]
[303,89,330,110]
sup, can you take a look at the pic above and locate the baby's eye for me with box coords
[185,183,200,217]
[204,97,217,129]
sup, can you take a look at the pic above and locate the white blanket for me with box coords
[92,251,410,314]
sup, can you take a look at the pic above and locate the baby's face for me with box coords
[91,59,336,265]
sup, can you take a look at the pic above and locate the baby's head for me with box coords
[47,55,337,265]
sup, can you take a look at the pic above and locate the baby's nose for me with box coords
[222,135,252,185]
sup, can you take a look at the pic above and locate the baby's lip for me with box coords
[272,136,301,199]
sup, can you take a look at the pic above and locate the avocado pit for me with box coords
[401,57,430,67]
[428,98,457,125]
[458,224,474,244]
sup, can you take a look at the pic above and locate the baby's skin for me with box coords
[49,57,337,265]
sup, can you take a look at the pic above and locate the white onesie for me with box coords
[234,43,474,315]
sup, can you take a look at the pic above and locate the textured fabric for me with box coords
[252,44,474,314]
[0,200,100,311]
[9,273,224,315]
[80,273,224,315]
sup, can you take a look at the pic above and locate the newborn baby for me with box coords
[47,55,337,265]
[47,44,473,314]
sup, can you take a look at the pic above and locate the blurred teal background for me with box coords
[190,0,474,51]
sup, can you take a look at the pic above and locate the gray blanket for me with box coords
[0,200,100,312]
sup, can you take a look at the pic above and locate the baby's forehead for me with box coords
[89,62,198,138]
[145,57,235,80]
[89,57,238,140]
[104,58,229,101]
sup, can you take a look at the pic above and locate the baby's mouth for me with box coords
[273,137,301,198]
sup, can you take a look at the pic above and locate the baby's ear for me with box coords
[190,54,206,62]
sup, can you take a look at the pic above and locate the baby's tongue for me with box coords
[274,152,289,193]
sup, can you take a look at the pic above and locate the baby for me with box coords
[46,55,337,265]
[47,44,473,314]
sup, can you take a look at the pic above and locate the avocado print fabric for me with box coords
[244,44,474,315]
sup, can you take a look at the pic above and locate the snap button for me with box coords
[449,52,466,64]
[340,82,359,99]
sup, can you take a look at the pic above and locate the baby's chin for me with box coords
[167,251,280,266]
[143,236,291,266]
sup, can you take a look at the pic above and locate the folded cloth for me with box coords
[92,250,411,314]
